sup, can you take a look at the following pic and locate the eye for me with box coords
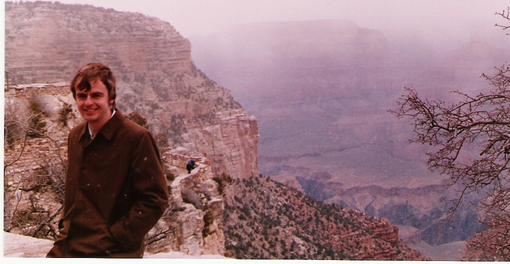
[76,93,87,100]
[91,93,104,99]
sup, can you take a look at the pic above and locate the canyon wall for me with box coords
[6,1,259,180]
[5,1,259,256]
[5,2,427,260]
[190,20,509,259]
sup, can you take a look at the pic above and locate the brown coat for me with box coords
[47,111,169,257]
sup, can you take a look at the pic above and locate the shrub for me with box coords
[58,102,72,126]
[127,111,149,129]
[27,98,47,138]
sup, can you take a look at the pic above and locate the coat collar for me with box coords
[78,110,124,143]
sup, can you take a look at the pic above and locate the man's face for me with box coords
[75,79,113,125]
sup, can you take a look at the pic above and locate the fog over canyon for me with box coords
[5,0,510,260]
[190,18,510,259]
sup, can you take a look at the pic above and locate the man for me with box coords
[47,63,169,257]
[186,159,196,174]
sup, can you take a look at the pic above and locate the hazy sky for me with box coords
[32,0,510,41]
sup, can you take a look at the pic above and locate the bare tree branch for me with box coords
[495,7,510,32]
[393,34,510,259]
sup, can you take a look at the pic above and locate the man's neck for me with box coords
[88,109,116,138]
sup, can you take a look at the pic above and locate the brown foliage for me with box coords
[4,97,67,240]
[127,111,149,129]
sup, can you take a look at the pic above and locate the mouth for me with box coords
[83,108,98,115]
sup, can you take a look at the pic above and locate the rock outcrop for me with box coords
[146,153,226,255]
[6,1,259,180]
[5,0,258,256]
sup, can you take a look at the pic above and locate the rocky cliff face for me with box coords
[148,153,226,255]
[5,1,259,180]
[6,1,191,84]
[5,0,258,256]
[223,176,427,260]
[5,2,425,260]
[4,86,227,255]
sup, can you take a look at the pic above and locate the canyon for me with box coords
[5,0,257,256]
[191,20,509,259]
[4,1,427,260]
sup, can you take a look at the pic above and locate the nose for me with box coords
[84,95,94,106]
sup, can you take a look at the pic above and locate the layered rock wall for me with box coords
[182,109,259,179]
[6,1,191,85]
[5,1,260,257]
[5,1,259,181]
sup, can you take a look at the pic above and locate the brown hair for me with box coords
[70,63,117,107]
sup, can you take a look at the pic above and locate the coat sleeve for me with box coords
[109,130,169,247]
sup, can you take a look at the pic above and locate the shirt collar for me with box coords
[88,109,116,139]
[80,109,122,142]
